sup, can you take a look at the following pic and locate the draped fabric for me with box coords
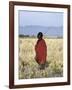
[35,39,47,64]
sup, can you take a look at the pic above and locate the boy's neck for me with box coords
[38,38,43,40]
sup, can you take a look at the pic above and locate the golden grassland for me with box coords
[19,37,63,79]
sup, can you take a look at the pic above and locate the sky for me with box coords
[19,10,63,36]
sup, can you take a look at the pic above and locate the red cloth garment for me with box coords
[35,39,47,64]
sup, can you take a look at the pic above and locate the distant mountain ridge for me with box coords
[19,25,63,37]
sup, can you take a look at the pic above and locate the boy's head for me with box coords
[37,32,43,39]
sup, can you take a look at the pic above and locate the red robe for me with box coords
[35,39,47,64]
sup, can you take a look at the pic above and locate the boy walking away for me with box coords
[35,32,47,70]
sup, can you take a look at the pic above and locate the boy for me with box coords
[35,32,47,70]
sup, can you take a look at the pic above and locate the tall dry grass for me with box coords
[19,37,63,79]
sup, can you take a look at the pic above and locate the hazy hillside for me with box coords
[19,25,63,38]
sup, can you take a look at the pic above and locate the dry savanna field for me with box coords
[19,37,63,79]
